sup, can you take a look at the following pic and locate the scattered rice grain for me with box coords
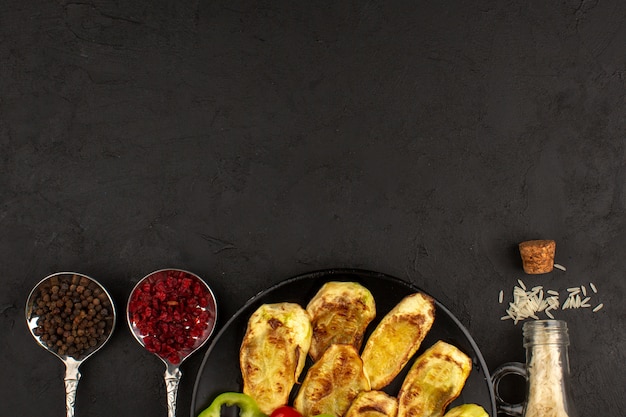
[502,278,605,322]
[562,297,571,309]
[547,296,560,310]
[553,263,567,271]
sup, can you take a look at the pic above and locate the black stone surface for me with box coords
[1,1,624,416]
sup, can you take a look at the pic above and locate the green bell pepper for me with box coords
[198,392,341,417]
[198,392,268,417]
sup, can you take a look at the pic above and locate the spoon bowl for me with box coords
[126,268,218,417]
[25,272,116,417]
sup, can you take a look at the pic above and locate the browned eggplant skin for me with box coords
[345,390,399,417]
[240,302,312,415]
[397,341,472,417]
[306,281,376,361]
[361,292,435,390]
[442,404,489,417]
[294,343,371,417]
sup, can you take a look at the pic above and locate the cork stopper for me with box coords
[519,239,556,274]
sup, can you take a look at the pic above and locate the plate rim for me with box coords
[190,268,496,417]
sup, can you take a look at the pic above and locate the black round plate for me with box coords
[191,269,496,417]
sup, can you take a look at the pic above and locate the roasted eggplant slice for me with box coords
[397,341,472,417]
[240,303,312,414]
[294,344,371,417]
[442,404,489,417]
[361,292,435,389]
[306,281,376,361]
[345,390,398,417]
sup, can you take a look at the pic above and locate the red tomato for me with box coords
[270,406,303,417]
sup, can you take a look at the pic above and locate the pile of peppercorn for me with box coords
[30,274,114,360]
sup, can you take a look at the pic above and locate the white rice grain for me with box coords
[562,297,571,309]
[502,279,605,322]
[547,296,560,310]
[553,263,567,271]
[575,294,582,308]
[525,343,570,417]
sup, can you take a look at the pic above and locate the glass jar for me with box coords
[492,320,578,417]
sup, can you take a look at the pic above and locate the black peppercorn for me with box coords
[28,274,114,360]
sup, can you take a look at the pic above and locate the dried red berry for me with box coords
[128,270,215,363]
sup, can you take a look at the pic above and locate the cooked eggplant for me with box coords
[345,390,398,417]
[294,344,371,417]
[361,292,435,389]
[240,302,312,414]
[306,281,376,361]
[442,404,489,417]
[397,341,472,417]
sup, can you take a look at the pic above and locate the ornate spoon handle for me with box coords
[164,362,182,417]
[64,358,82,417]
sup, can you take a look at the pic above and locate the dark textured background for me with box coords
[1,1,624,416]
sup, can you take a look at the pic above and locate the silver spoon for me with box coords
[25,272,116,417]
[126,268,218,417]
